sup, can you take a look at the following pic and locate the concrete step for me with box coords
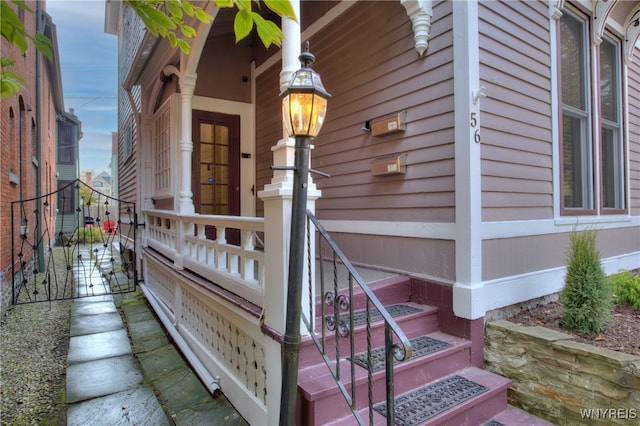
[486,406,555,426]
[315,275,412,314]
[297,331,473,425]
[324,367,512,426]
[299,301,439,370]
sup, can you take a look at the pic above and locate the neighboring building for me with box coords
[89,170,112,197]
[106,1,640,424]
[56,109,82,235]
[0,1,70,316]
[109,131,119,201]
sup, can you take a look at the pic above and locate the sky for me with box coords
[46,0,118,175]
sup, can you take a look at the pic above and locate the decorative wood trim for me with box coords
[625,9,640,64]
[401,0,433,57]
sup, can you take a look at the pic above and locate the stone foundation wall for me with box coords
[485,320,640,425]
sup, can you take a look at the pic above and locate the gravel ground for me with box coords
[1,246,74,425]
[0,300,71,425]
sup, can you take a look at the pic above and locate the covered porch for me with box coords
[133,2,324,424]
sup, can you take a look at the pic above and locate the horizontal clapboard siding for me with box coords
[255,64,282,218]
[300,0,456,223]
[479,0,554,222]
[630,47,640,216]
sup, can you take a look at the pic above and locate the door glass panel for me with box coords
[215,125,229,144]
[201,205,214,215]
[215,185,228,202]
[194,113,238,236]
[215,145,228,163]
[201,123,214,143]
[199,123,230,212]
[201,143,214,163]
[200,165,213,182]
[215,165,228,185]
[200,187,213,204]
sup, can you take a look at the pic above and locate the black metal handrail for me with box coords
[303,210,413,426]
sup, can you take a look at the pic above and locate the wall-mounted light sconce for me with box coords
[361,120,371,132]
[371,153,408,176]
[369,111,407,137]
[19,218,29,237]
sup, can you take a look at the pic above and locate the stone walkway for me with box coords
[65,247,247,425]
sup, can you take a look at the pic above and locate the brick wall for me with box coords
[1,1,57,316]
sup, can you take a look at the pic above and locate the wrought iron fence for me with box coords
[10,179,136,305]
[304,210,413,426]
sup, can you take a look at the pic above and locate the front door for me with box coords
[192,110,240,243]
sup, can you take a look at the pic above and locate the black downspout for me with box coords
[35,3,44,271]
[279,135,312,426]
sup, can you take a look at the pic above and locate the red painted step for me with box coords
[299,301,439,370]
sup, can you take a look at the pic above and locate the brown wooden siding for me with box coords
[294,0,456,223]
[117,84,139,207]
[255,64,283,218]
[195,36,252,103]
[483,226,640,281]
[630,47,640,216]
[479,0,554,222]
[329,233,456,282]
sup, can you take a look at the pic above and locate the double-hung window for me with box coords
[599,37,624,211]
[559,9,626,215]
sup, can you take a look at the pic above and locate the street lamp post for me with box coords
[279,43,331,426]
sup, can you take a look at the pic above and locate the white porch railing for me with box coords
[144,209,265,306]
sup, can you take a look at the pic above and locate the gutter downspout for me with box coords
[139,282,221,393]
[36,3,44,271]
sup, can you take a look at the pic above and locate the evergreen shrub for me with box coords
[560,227,611,334]
[74,227,104,244]
[610,270,640,310]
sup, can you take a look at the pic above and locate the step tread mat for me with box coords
[339,304,423,328]
[349,335,452,372]
[374,374,489,426]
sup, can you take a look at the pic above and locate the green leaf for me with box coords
[167,0,183,19]
[182,1,194,17]
[1,69,26,98]
[236,0,252,12]
[180,24,197,38]
[234,9,253,43]
[252,12,282,47]
[176,38,191,54]
[194,8,213,24]
[263,0,297,21]
[1,57,16,67]
[143,6,178,31]
[11,0,32,13]
[34,34,53,61]
[215,0,235,8]
[167,32,178,48]
[1,2,28,52]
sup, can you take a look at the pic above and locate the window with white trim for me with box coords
[153,105,171,194]
[559,9,626,215]
[599,36,624,211]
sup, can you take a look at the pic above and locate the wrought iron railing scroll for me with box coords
[303,210,413,426]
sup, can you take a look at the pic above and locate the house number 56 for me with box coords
[470,112,481,143]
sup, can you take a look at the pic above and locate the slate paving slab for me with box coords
[66,355,143,403]
[71,300,117,316]
[66,386,170,426]
[151,367,214,418]
[70,311,123,336]
[67,328,132,364]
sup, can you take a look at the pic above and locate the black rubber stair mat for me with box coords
[349,335,452,372]
[374,375,489,426]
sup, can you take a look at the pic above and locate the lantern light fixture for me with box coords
[280,43,331,138]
